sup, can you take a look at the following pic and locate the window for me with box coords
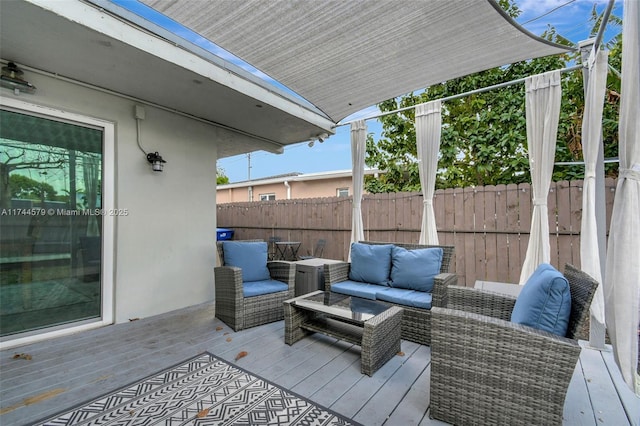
[0,101,113,340]
[337,188,349,197]
[260,193,276,201]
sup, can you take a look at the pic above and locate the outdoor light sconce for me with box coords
[1,62,36,94]
[308,133,329,148]
[146,151,166,172]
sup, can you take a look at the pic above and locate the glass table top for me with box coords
[292,291,390,324]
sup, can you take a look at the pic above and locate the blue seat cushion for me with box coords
[511,263,571,336]
[376,287,432,309]
[223,241,270,282]
[348,242,393,286]
[390,246,443,292]
[331,280,381,300]
[243,279,289,298]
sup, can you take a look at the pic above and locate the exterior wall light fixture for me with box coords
[146,151,166,172]
[1,62,36,95]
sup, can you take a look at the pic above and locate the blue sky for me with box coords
[111,0,623,183]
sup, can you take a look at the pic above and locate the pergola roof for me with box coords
[141,0,572,123]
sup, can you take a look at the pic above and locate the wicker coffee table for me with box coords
[284,291,403,376]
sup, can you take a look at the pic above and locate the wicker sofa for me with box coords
[429,263,598,425]
[323,241,457,345]
[214,240,295,331]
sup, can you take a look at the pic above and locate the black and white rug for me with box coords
[36,352,360,425]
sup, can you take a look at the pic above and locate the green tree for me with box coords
[0,148,66,208]
[9,174,58,200]
[365,2,621,193]
[216,167,230,185]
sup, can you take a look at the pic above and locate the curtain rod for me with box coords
[337,63,584,127]
[555,157,619,166]
[592,0,616,56]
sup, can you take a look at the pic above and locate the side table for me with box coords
[294,258,344,296]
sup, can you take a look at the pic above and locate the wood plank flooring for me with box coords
[0,302,637,425]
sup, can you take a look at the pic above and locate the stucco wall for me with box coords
[218,176,355,202]
[10,71,219,323]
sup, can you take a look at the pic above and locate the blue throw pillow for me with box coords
[348,243,393,285]
[511,263,571,336]
[390,246,443,292]
[222,241,270,282]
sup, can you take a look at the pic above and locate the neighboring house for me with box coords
[0,0,333,348]
[217,169,382,203]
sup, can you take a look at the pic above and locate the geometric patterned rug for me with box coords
[35,352,362,425]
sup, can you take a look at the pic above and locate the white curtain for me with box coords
[415,100,442,245]
[349,120,366,261]
[605,0,640,395]
[519,70,562,284]
[580,50,608,326]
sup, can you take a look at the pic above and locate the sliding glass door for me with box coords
[0,107,104,337]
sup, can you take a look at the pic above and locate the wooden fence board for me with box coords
[474,187,487,281]
[216,179,616,287]
[605,177,616,230]
[463,186,477,286]
[414,192,424,240]
[505,183,521,282]
[341,196,352,259]
[556,181,574,270]
[441,188,456,249]
[494,185,510,282]
[517,183,531,282]
[434,190,444,244]
[453,187,466,285]
[548,182,560,269]
[395,194,404,242]
[569,180,583,268]
[484,185,498,281]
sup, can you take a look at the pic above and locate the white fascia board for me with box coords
[26,0,335,133]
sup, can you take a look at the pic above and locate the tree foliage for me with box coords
[364,2,621,193]
[216,167,230,185]
[8,174,58,201]
[0,147,67,208]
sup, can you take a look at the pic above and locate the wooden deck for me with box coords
[1,302,638,425]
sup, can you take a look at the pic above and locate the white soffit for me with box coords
[1,0,335,155]
[141,0,572,123]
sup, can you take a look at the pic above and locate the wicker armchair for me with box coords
[430,263,599,425]
[323,241,457,345]
[214,240,295,331]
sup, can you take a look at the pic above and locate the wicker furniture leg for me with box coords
[361,306,403,376]
[283,295,313,345]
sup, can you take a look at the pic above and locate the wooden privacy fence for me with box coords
[216,179,617,286]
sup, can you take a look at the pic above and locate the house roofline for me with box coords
[217,169,382,189]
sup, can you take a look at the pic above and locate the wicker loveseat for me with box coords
[430,263,599,425]
[215,240,295,331]
[323,241,457,345]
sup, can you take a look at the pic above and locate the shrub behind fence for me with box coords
[217,179,617,286]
